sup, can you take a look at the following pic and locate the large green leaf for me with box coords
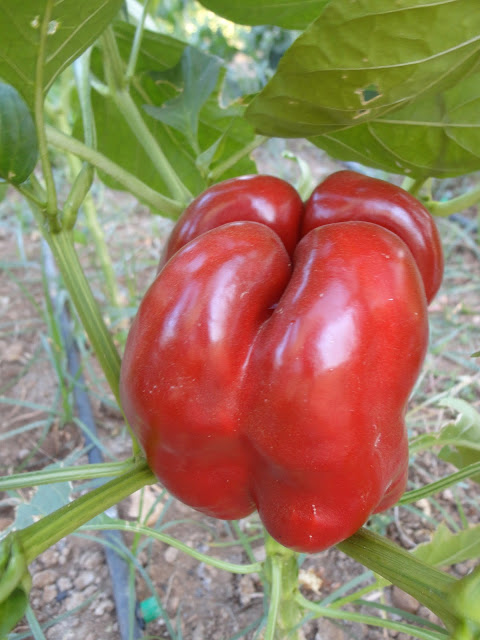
[246,0,480,138]
[310,71,480,178]
[196,0,330,30]
[0,0,123,108]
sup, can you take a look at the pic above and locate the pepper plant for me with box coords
[1,1,480,638]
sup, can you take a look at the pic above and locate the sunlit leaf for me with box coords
[246,0,480,138]
[196,0,329,30]
[310,71,480,178]
[0,0,123,108]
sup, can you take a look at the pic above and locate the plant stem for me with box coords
[45,125,183,217]
[35,1,59,227]
[0,460,135,491]
[399,461,480,505]
[264,555,282,640]
[85,522,263,575]
[125,0,151,83]
[18,460,155,564]
[296,593,447,640]
[401,176,427,197]
[208,135,267,182]
[26,211,122,406]
[426,184,480,217]
[102,27,192,203]
[336,528,457,631]
[263,534,303,639]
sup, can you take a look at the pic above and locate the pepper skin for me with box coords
[120,172,434,552]
[303,170,444,303]
[159,174,304,268]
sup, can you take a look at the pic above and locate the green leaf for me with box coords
[144,47,223,150]
[0,182,8,202]
[413,523,480,568]
[0,83,38,184]
[0,587,29,637]
[438,398,480,482]
[0,0,123,108]
[310,71,480,178]
[196,0,330,30]
[14,476,72,530]
[246,0,480,138]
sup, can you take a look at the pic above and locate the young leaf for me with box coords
[0,83,38,184]
[413,523,480,568]
[0,0,123,108]
[196,0,329,30]
[438,398,480,482]
[246,0,480,138]
[144,47,223,151]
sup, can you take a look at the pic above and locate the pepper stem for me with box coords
[263,534,304,639]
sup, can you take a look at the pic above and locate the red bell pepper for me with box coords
[120,172,441,552]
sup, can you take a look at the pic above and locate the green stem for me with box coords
[35,1,59,226]
[73,49,96,148]
[0,459,135,491]
[84,522,263,575]
[399,461,480,505]
[401,176,427,197]
[336,528,457,631]
[295,593,447,640]
[17,460,154,564]
[263,534,302,639]
[83,192,122,307]
[45,125,183,217]
[102,27,192,203]
[125,0,151,83]
[208,135,267,183]
[426,184,480,217]
[48,229,123,405]
[264,555,282,640]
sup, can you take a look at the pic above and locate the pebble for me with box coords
[94,599,114,616]
[57,576,73,591]
[82,550,103,570]
[391,586,419,613]
[164,546,179,563]
[74,570,96,590]
[32,569,57,588]
[43,584,57,604]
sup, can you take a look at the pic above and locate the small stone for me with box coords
[42,549,60,566]
[57,576,72,591]
[64,592,85,610]
[391,586,419,613]
[74,570,96,590]
[94,599,114,616]
[164,546,179,564]
[83,551,103,570]
[43,584,57,604]
[32,569,57,588]
[237,575,257,606]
